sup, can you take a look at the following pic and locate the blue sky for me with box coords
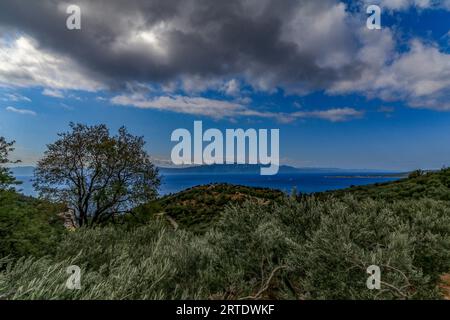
[0,0,449,170]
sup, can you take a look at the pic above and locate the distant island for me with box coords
[158,164,403,175]
[325,173,409,179]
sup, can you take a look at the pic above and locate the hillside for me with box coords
[318,169,450,201]
[2,184,449,299]
[131,168,450,234]
[1,169,449,299]
[131,184,284,233]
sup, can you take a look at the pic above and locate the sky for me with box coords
[0,0,449,170]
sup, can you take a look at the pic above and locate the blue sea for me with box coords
[14,172,400,197]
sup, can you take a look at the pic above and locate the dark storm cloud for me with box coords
[0,0,367,91]
[3,1,449,113]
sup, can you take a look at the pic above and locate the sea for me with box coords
[14,172,401,197]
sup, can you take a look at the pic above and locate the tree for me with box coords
[0,137,20,190]
[409,169,424,179]
[34,123,160,227]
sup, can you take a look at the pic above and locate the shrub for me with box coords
[0,190,65,258]
[0,196,448,300]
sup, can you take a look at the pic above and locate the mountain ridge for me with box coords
[9,164,404,176]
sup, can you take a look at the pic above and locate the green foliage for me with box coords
[0,137,20,190]
[408,169,424,179]
[0,190,65,258]
[34,123,160,227]
[290,197,449,299]
[321,168,450,202]
[0,196,448,300]
[0,137,63,259]
[0,222,211,299]
[132,183,284,233]
[2,167,450,299]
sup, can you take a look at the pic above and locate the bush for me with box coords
[291,197,446,299]
[0,196,448,300]
[0,190,65,258]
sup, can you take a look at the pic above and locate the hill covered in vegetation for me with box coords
[319,169,450,201]
[130,184,284,233]
[0,168,449,299]
[129,169,450,234]
[1,194,448,299]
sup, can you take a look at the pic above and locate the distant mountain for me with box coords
[158,164,392,175]
[9,164,399,177]
[160,164,308,175]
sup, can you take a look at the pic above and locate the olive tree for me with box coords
[34,123,160,227]
[0,137,20,190]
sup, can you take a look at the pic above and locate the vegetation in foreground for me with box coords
[1,196,449,299]
[0,126,449,299]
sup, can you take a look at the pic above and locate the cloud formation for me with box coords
[42,89,65,98]
[1,93,31,102]
[0,37,104,91]
[292,107,363,122]
[0,0,448,114]
[0,0,375,92]
[6,106,37,116]
[363,0,450,11]
[330,39,450,110]
[111,93,362,122]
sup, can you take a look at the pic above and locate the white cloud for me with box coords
[1,93,31,102]
[59,103,74,111]
[6,106,36,116]
[330,39,450,110]
[69,94,82,101]
[282,2,354,70]
[0,37,104,91]
[111,93,362,122]
[42,88,64,98]
[363,0,449,11]
[292,108,364,122]
[111,94,249,119]
[179,76,223,94]
[222,79,241,96]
